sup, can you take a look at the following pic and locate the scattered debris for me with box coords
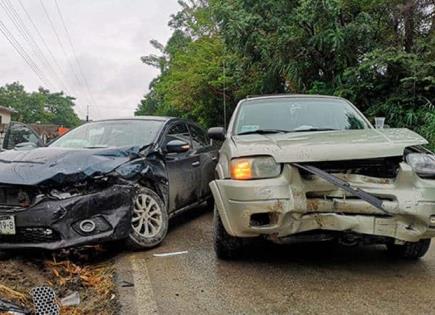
[60,291,80,307]
[153,250,188,257]
[0,246,120,314]
[0,298,29,314]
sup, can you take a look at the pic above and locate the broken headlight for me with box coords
[406,153,435,178]
[230,156,281,180]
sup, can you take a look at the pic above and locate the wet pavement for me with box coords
[122,206,435,315]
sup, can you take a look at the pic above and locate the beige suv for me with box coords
[208,95,435,260]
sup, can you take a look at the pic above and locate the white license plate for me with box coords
[0,216,15,235]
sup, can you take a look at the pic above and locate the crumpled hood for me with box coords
[231,128,427,163]
[0,146,142,186]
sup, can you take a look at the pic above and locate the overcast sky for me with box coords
[0,0,180,120]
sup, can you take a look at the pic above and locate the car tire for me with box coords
[126,186,168,250]
[387,239,431,259]
[213,207,243,260]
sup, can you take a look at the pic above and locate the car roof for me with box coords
[244,94,345,102]
[93,116,174,122]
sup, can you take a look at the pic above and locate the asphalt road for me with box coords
[118,206,435,315]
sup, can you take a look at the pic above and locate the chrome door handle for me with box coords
[192,161,200,167]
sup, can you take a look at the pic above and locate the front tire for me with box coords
[213,207,244,259]
[126,186,168,250]
[387,239,431,259]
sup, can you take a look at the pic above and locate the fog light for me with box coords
[79,220,96,233]
[430,216,435,226]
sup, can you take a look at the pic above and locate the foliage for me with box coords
[0,82,80,128]
[136,0,435,148]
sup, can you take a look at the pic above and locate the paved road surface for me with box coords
[118,206,435,315]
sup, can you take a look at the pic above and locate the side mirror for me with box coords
[208,127,226,141]
[166,139,190,154]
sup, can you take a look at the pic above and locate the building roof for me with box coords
[0,105,17,114]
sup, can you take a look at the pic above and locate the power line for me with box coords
[38,0,83,93]
[53,0,99,119]
[0,0,61,91]
[0,20,51,87]
[16,0,75,96]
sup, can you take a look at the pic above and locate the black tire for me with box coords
[387,239,431,259]
[213,207,244,259]
[126,186,168,250]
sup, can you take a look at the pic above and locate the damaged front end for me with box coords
[0,145,166,250]
[211,152,435,245]
[0,177,135,250]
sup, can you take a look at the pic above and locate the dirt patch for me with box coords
[0,245,121,314]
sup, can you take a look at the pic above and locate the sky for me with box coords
[0,0,181,120]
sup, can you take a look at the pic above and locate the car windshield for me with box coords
[50,120,163,149]
[233,98,370,135]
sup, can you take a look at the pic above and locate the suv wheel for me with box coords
[387,239,431,259]
[213,207,243,259]
[126,187,168,250]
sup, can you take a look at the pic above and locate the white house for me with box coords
[0,106,16,145]
[0,105,14,125]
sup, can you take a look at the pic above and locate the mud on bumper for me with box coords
[0,185,134,250]
[210,164,435,243]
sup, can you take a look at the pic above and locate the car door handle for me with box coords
[192,161,200,167]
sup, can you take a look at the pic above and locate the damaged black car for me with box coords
[0,117,218,250]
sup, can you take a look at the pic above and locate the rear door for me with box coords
[164,122,201,211]
[188,123,218,199]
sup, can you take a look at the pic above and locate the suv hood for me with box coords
[0,146,142,186]
[231,128,427,163]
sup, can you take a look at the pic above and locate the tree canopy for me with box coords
[0,82,81,128]
[137,0,434,148]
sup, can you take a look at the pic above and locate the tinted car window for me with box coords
[3,123,41,150]
[189,124,209,149]
[166,123,191,145]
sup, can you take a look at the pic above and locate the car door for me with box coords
[188,123,219,199]
[164,122,201,212]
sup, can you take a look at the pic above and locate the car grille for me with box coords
[0,186,38,208]
[0,227,60,243]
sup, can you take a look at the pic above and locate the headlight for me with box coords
[230,156,281,180]
[406,153,435,178]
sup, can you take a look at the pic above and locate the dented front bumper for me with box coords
[210,163,435,242]
[0,185,134,250]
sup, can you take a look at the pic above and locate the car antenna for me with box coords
[223,52,227,130]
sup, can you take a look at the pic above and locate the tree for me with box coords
[0,82,80,128]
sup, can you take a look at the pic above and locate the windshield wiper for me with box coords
[84,145,109,149]
[291,128,338,133]
[237,129,290,136]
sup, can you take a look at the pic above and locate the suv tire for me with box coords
[387,239,431,259]
[213,207,243,259]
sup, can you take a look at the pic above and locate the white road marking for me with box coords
[131,255,159,314]
[153,250,188,257]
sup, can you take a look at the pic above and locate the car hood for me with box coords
[231,128,427,163]
[0,146,142,186]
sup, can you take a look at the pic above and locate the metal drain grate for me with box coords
[30,286,60,315]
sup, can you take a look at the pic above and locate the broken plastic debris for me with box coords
[0,298,29,315]
[60,291,80,307]
[153,250,188,257]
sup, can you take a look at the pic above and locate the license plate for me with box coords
[0,216,15,235]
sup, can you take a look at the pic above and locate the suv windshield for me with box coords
[233,98,370,135]
[50,119,163,149]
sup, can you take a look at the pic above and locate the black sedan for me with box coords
[0,117,218,250]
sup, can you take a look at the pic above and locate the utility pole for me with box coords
[223,59,227,130]
[86,104,89,122]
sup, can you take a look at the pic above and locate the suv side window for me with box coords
[189,124,209,149]
[165,123,191,147]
